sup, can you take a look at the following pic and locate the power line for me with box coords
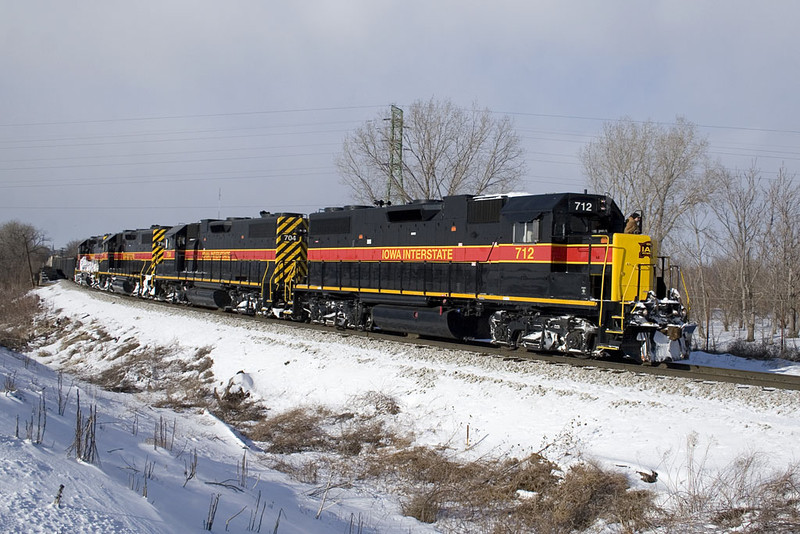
[4,103,798,138]
[0,142,341,164]
[499,109,800,136]
[0,168,335,189]
[0,150,336,172]
[0,105,385,129]
[0,123,360,150]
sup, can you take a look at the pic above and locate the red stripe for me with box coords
[308,244,614,263]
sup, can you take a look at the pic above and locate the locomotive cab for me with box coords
[466,193,692,362]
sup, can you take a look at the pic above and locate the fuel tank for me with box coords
[370,305,470,339]
[185,287,232,309]
[110,277,135,295]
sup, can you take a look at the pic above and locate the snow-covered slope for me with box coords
[3,281,800,532]
[0,344,426,533]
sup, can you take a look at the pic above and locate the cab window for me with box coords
[513,219,540,243]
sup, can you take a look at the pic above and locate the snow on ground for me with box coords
[4,281,800,532]
[686,350,800,375]
[0,348,424,533]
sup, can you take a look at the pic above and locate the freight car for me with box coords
[42,254,76,282]
[71,192,693,362]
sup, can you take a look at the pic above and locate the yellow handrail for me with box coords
[592,235,612,325]
[680,268,691,315]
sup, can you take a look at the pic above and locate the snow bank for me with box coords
[7,281,800,532]
[0,348,426,532]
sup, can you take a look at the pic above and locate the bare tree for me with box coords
[62,239,83,259]
[337,98,525,204]
[707,165,768,342]
[706,258,739,335]
[579,116,709,248]
[0,221,50,290]
[676,205,717,349]
[764,166,800,340]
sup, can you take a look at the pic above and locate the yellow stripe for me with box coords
[477,294,597,307]
[293,284,598,307]
[152,275,261,287]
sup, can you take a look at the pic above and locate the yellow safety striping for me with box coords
[267,216,309,303]
[151,228,167,265]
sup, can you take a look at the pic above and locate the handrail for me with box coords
[590,235,612,325]
[590,235,658,332]
[622,262,653,301]
[679,267,691,315]
[262,264,272,302]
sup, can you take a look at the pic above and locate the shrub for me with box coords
[495,461,654,533]
[725,339,800,361]
[0,289,40,351]
[247,407,331,454]
[401,489,442,523]
[665,452,800,533]
[336,419,387,456]
[354,390,401,415]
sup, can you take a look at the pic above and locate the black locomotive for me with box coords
[70,192,694,362]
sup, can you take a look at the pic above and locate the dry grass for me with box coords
[245,392,407,457]
[231,393,655,531]
[725,339,800,362]
[499,461,654,533]
[92,343,174,392]
[268,457,324,485]
[354,390,401,416]
[402,489,442,524]
[336,419,389,456]
[663,450,800,533]
[247,407,333,454]
[0,288,41,351]
[59,331,95,351]
[110,340,141,361]
[367,448,570,527]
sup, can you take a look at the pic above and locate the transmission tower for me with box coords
[387,105,404,204]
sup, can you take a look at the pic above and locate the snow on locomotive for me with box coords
[72,192,694,362]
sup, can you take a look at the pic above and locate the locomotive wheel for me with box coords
[361,313,374,332]
[501,330,522,351]
[565,330,590,358]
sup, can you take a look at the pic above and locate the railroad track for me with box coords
[489,351,800,391]
[61,282,800,392]
[346,332,800,391]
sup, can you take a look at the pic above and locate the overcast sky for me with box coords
[2,1,798,247]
